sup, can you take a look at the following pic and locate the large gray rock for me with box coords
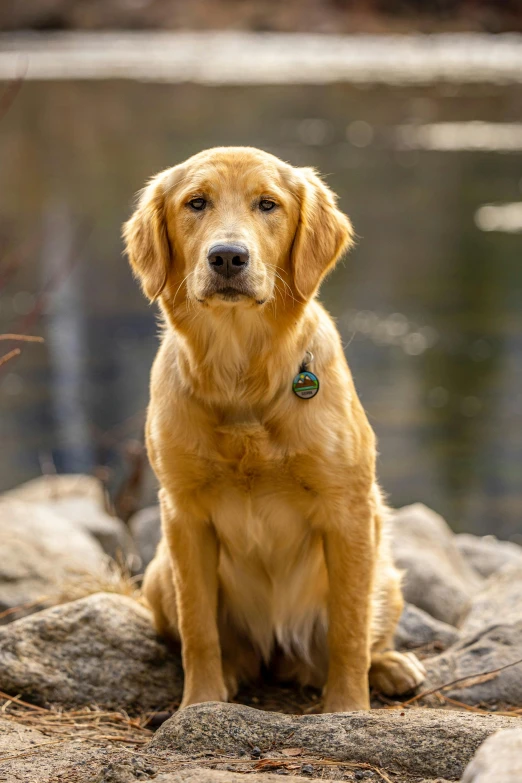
[0,498,107,623]
[391,504,482,626]
[150,702,516,781]
[460,563,522,636]
[456,533,522,579]
[0,592,183,711]
[395,603,460,652]
[129,504,162,571]
[424,620,522,707]
[461,728,522,783]
[4,474,137,563]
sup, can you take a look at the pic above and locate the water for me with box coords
[1,79,521,539]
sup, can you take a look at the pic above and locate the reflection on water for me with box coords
[0,80,521,539]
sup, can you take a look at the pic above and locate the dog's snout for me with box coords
[207,244,249,278]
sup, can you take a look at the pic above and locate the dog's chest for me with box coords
[206,413,322,555]
[214,419,277,467]
[204,403,335,499]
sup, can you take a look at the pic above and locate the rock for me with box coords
[150,702,517,781]
[420,565,522,708]
[461,728,522,782]
[460,563,522,635]
[0,721,318,783]
[152,774,312,783]
[0,592,183,711]
[3,473,107,507]
[455,533,522,579]
[424,620,522,707]
[129,505,161,571]
[391,504,482,626]
[4,474,137,563]
[0,498,107,623]
[395,603,460,652]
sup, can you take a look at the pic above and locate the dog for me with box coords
[123,147,425,712]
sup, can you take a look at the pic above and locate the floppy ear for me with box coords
[123,173,172,302]
[291,168,354,301]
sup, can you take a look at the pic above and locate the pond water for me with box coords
[1,79,521,539]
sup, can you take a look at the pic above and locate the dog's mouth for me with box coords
[201,285,260,303]
[215,287,248,301]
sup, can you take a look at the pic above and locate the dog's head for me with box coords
[123,147,353,311]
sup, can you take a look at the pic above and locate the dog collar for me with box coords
[292,351,320,399]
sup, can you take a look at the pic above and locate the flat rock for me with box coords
[0,592,183,712]
[4,474,137,563]
[0,713,457,783]
[424,620,522,707]
[0,498,107,623]
[455,533,522,579]
[461,727,522,782]
[460,563,522,636]
[150,701,517,781]
[391,504,482,626]
[3,474,107,507]
[129,504,161,571]
[395,603,460,652]
[152,773,312,783]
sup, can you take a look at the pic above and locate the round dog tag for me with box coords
[292,371,320,399]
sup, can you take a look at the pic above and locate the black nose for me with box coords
[207,244,249,278]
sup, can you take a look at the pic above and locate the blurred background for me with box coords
[0,1,521,540]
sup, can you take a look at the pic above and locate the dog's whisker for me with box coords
[173,270,194,304]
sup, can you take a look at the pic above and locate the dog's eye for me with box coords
[188,198,206,211]
[259,199,276,212]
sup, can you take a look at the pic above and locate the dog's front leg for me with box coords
[162,496,227,709]
[322,501,375,713]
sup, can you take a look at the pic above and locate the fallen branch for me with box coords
[0,334,44,343]
[0,348,20,367]
[0,596,50,622]
[404,656,522,705]
[441,695,522,717]
[0,691,48,713]
[155,755,394,783]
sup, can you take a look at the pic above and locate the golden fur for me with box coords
[123,147,425,712]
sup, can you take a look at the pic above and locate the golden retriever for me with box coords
[123,147,425,712]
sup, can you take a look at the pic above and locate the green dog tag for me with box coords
[292,371,320,399]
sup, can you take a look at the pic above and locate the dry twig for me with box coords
[0,348,20,367]
[0,334,44,343]
[0,596,50,622]
[404,656,522,706]
[0,698,153,755]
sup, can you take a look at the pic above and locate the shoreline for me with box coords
[1,31,522,85]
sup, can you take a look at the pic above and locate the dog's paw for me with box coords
[369,651,426,696]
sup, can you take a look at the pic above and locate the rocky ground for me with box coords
[0,475,521,782]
